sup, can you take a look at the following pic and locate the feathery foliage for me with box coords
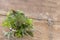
[3,10,33,38]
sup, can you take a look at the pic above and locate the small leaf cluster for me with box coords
[3,10,33,38]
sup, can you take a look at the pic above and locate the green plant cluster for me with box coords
[3,10,33,38]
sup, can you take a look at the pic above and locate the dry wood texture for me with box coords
[0,0,60,40]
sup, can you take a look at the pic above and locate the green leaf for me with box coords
[26,18,33,25]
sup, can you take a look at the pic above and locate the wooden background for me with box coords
[0,0,60,40]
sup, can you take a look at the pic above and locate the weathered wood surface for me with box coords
[0,0,60,40]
